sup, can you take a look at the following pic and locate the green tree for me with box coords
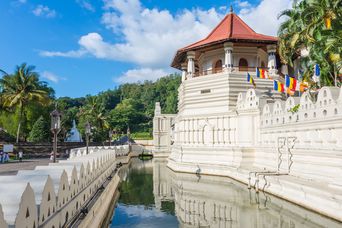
[78,96,110,142]
[110,98,146,132]
[28,116,50,143]
[0,63,53,142]
[278,0,342,86]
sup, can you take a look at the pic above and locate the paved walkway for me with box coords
[0,159,51,175]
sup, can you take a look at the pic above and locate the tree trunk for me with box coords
[16,106,24,143]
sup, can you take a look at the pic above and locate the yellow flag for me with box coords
[325,17,331,29]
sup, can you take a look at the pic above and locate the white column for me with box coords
[267,44,277,77]
[154,102,161,116]
[187,51,195,78]
[224,42,234,72]
[181,63,187,82]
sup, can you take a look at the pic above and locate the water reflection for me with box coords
[111,158,342,228]
[111,158,178,228]
[154,159,342,228]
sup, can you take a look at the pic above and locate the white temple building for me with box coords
[65,120,83,142]
[153,10,342,222]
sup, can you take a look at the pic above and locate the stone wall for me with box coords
[160,85,342,221]
[153,102,176,157]
[0,145,133,227]
[0,142,104,158]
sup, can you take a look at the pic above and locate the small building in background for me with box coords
[65,120,83,142]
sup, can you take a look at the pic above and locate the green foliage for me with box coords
[119,165,154,206]
[131,132,152,140]
[0,63,54,142]
[278,0,342,86]
[28,116,50,143]
[110,98,146,132]
[0,129,16,142]
[1,65,180,143]
[288,104,300,114]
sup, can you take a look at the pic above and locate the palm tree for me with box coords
[0,63,51,142]
[79,96,109,130]
[78,96,110,142]
[278,0,342,86]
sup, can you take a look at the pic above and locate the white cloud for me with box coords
[115,68,169,83]
[32,5,57,18]
[235,0,252,8]
[40,0,292,83]
[118,204,167,218]
[76,0,95,12]
[39,49,87,58]
[238,0,292,36]
[41,71,66,83]
[41,0,223,68]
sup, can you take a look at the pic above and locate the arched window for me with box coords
[213,59,222,73]
[239,58,248,71]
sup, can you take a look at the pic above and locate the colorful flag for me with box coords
[325,17,331,29]
[247,73,256,88]
[273,80,285,93]
[286,88,295,96]
[285,75,298,91]
[315,64,320,76]
[256,67,267,79]
[313,64,320,83]
[299,82,308,92]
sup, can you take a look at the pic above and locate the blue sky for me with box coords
[0,0,291,98]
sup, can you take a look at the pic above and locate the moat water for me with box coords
[109,158,342,228]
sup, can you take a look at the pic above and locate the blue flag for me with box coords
[315,64,320,77]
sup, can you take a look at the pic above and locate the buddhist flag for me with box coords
[273,80,285,93]
[285,75,298,91]
[313,64,320,83]
[256,67,267,79]
[299,82,308,92]
[325,17,331,29]
[247,73,256,88]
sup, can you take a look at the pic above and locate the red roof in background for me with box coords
[181,13,278,51]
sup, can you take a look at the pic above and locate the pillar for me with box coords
[187,51,195,78]
[224,42,234,72]
[154,102,161,116]
[181,63,187,82]
[267,44,277,76]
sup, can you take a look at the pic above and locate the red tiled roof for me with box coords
[181,13,277,51]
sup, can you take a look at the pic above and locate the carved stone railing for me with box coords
[0,145,129,228]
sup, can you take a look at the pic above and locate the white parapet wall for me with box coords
[0,145,130,228]
[165,86,342,221]
[153,102,176,157]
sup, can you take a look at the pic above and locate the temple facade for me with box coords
[153,10,342,221]
[172,11,279,80]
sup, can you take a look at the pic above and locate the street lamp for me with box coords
[85,122,91,154]
[50,106,61,163]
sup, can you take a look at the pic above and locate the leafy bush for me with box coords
[131,132,152,140]
[28,116,50,143]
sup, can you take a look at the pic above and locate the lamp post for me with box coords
[85,122,91,154]
[50,106,61,163]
